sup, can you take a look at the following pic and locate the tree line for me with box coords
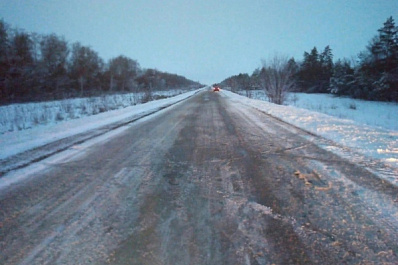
[220,16,398,103]
[0,19,202,105]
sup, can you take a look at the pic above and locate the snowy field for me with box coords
[226,90,397,184]
[238,90,398,131]
[0,89,191,134]
[0,89,202,161]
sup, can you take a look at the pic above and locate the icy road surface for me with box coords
[1,90,397,264]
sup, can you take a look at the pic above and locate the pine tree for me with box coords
[378,16,398,67]
[375,17,397,100]
[330,59,354,96]
[319,45,334,92]
[356,16,398,101]
[298,47,324,92]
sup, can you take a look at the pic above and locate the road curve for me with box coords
[0,90,397,264]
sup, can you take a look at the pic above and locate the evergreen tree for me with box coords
[320,45,334,92]
[330,59,355,96]
[357,16,398,101]
[298,47,323,92]
[378,16,398,68]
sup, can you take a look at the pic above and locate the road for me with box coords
[1,90,397,264]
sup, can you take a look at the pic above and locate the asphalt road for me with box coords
[1,90,397,265]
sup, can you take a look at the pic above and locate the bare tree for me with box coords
[40,34,69,95]
[0,20,10,101]
[107,55,140,91]
[69,42,103,96]
[259,54,295,105]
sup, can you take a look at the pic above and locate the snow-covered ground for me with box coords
[1,88,396,186]
[225,90,397,184]
[0,89,201,161]
[239,90,398,131]
[0,89,191,134]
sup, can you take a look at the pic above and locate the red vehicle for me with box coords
[213,85,220,92]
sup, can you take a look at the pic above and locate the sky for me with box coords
[0,0,397,85]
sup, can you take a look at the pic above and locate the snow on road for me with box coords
[221,90,397,184]
[1,88,396,185]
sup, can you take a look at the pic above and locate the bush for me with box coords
[349,103,357,110]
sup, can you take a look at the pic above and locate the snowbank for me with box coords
[0,89,191,134]
[237,90,398,131]
[223,90,398,173]
[0,89,202,161]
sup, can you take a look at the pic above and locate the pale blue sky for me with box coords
[1,0,397,84]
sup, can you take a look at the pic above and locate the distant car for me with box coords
[213,85,220,92]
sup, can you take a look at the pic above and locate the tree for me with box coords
[69,42,103,96]
[0,20,9,65]
[319,45,334,92]
[378,16,398,68]
[107,55,140,91]
[0,20,10,101]
[298,47,321,92]
[7,31,36,100]
[376,17,398,101]
[329,59,355,96]
[258,55,295,105]
[286,57,299,91]
[40,34,70,95]
[235,73,252,97]
[221,76,239,92]
[219,73,252,94]
[11,32,34,66]
[0,18,201,104]
[356,16,398,101]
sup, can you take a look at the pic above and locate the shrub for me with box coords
[349,102,357,110]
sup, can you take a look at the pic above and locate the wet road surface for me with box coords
[1,90,397,264]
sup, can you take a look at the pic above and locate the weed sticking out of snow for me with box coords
[348,102,357,110]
